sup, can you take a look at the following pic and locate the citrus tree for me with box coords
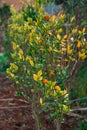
[6,3,87,130]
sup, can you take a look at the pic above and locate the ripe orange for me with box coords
[50,71,54,76]
[42,79,48,84]
[54,85,61,91]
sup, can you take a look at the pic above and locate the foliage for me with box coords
[22,5,37,21]
[70,60,87,107]
[62,0,87,106]
[0,52,9,73]
[55,0,67,5]
[0,4,11,73]
[75,121,87,130]
[63,0,87,24]
[0,4,11,26]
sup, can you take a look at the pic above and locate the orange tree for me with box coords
[6,5,87,130]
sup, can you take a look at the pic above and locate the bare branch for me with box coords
[68,97,87,104]
[0,105,29,109]
[71,107,87,112]
[67,112,87,122]
[0,98,29,103]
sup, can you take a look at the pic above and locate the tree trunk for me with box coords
[54,119,61,130]
[31,96,40,130]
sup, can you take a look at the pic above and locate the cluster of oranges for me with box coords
[42,71,54,84]
[42,70,61,91]
[42,78,61,91]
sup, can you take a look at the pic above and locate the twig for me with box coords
[0,98,13,101]
[0,105,29,109]
[68,97,87,104]
[70,60,78,76]
[67,112,87,122]
[71,107,87,112]
[0,98,29,104]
